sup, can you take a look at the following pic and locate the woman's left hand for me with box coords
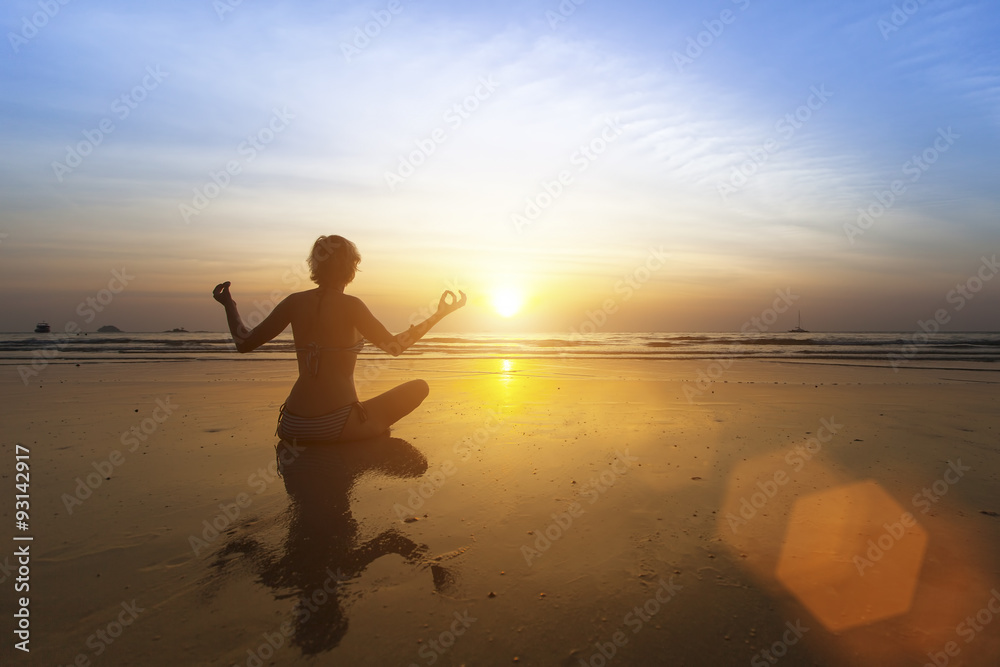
[213,281,235,306]
[437,290,467,316]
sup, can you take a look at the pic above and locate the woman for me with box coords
[212,235,466,442]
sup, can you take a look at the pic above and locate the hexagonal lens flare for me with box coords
[775,480,928,631]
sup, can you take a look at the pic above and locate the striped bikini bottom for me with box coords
[276,401,368,442]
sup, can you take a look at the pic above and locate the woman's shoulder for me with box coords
[284,287,329,301]
[333,292,365,309]
[281,289,310,306]
[278,289,320,313]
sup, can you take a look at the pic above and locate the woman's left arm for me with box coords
[213,281,291,353]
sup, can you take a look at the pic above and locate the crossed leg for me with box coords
[339,379,429,441]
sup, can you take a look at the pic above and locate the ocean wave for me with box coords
[2,331,999,363]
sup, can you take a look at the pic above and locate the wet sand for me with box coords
[2,357,999,666]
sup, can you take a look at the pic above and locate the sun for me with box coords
[492,286,524,318]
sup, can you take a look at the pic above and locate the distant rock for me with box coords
[97,325,123,333]
[165,327,189,333]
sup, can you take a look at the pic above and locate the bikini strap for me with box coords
[316,286,326,316]
[275,402,287,436]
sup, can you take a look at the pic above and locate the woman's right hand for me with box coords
[213,281,235,306]
[437,290,467,316]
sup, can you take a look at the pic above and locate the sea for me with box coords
[2,331,999,366]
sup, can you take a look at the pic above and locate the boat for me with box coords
[788,311,808,333]
[34,321,50,333]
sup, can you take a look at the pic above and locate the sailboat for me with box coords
[788,311,808,333]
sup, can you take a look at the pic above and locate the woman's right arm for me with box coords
[213,281,291,353]
[351,291,466,356]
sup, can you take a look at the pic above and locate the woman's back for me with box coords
[286,288,363,416]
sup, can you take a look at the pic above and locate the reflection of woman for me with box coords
[213,235,466,442]
[208,435,435,655]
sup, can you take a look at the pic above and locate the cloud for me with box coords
[1,0,999,331]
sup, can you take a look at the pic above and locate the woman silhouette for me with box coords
[213,235,466,442]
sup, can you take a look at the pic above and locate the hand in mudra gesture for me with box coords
[213,281,235,306]
[437,290,467,316]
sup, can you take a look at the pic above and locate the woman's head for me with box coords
[308,235,361,288]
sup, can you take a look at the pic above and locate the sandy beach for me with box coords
[6,0,1000,665]
[3,357,999,666]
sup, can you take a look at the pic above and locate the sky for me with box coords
[1,0,999,333]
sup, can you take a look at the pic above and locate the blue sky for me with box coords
[1,0,998,332]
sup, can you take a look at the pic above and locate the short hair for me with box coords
[308,235,361,287]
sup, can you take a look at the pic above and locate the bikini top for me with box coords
[295,339,364,377]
